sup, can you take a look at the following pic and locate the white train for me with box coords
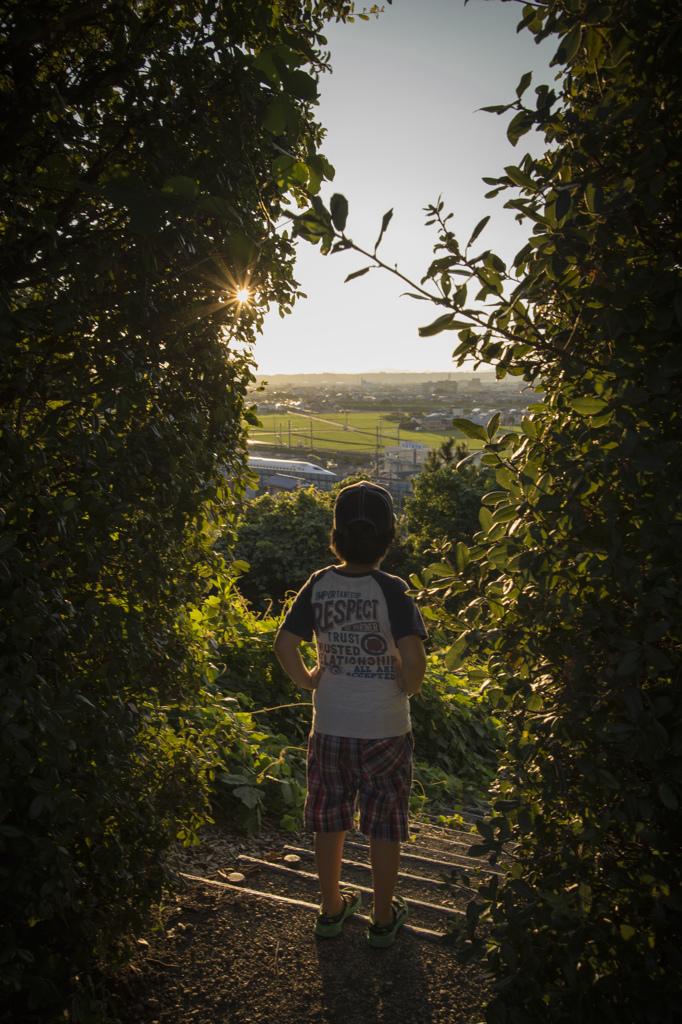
[247,456,337,489]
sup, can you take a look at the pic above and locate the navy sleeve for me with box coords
[374,572,428,642]
[281,575,316,642]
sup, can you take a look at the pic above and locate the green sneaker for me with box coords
[314,889,362,938]
[367,896,408,948]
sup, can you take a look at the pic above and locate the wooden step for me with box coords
[176,810,505,944]
[179,872,446,942]
[237,855,466,918]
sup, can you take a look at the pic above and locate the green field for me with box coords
[249,411,486,453]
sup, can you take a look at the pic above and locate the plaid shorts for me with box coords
[304,731,413,842]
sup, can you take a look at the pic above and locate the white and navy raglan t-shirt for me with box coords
[282,565,427,739]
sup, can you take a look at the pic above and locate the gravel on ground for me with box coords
[107,817,490,1024]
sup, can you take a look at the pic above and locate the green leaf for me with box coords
[262,95,289,134]
[374,208,393,252]
[509,878,535,900]
[570,396,608,415]
[492,504,519,524]
[467,216,490,248]
[306,154,330,195]
[330,193,348,232]
[280,68,318,102]
[585,181,604,214]
[451,418,489,442]
[272,155,308,188]
[232,785,261,809]
[506,110,533,146]
[495,466,515,490]
[455,542,470,572]
[444,638,467,670]
[0,825,23,838]
[555,188,572,220]
[589,408,615,428]
[604,33,633,68]
[486,411,501,439]
[162,175,200,200]
[557,24,583,64]
[516,71,533,98]
[344,267,371,283]
[520,415,537,438]
[659,783,678,810]
[28,795,45,819]
[418,313,455,337]
[617,648,642,676]
[252,48,278,81]
[479,506,493,534]
[504,165,537,191]
[426,562,455,578]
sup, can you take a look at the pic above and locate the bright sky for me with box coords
[252,0,556,376]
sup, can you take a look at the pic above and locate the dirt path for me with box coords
[107,819,490,1024]
[109,883,487,1024]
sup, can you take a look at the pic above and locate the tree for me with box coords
[403,450,494,568]
[221,486,335,613]
[0,0,352,1013]
[422,436,462,472]
[290,0,682,1018]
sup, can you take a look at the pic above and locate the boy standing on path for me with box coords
[274,482,427,947]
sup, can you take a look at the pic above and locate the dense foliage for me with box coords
[421,2,682,1020]
[220,486,335,612]
[0,0,350,1014]
[292,0,682,1019]
[403,451,494,571]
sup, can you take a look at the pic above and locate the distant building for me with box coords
[420,412,452,430]
[433,379,459,394]
[382,441,432,476]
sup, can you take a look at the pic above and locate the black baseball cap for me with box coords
[333,481,394,534]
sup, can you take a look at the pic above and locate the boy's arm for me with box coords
[274,627,321,691]
[396,635,427,695]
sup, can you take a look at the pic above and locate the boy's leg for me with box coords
[369,837,401,925]
[314,830,347,915]
[358,733,413,927]
[305,733,360,919]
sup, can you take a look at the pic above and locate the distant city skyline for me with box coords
[251,0,557,375]
[255,367,501,385]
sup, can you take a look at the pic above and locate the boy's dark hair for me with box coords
[330,520,396,565]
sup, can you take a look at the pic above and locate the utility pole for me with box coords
[288,419,291,448]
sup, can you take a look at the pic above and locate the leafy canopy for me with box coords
[0,0,352,1013]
